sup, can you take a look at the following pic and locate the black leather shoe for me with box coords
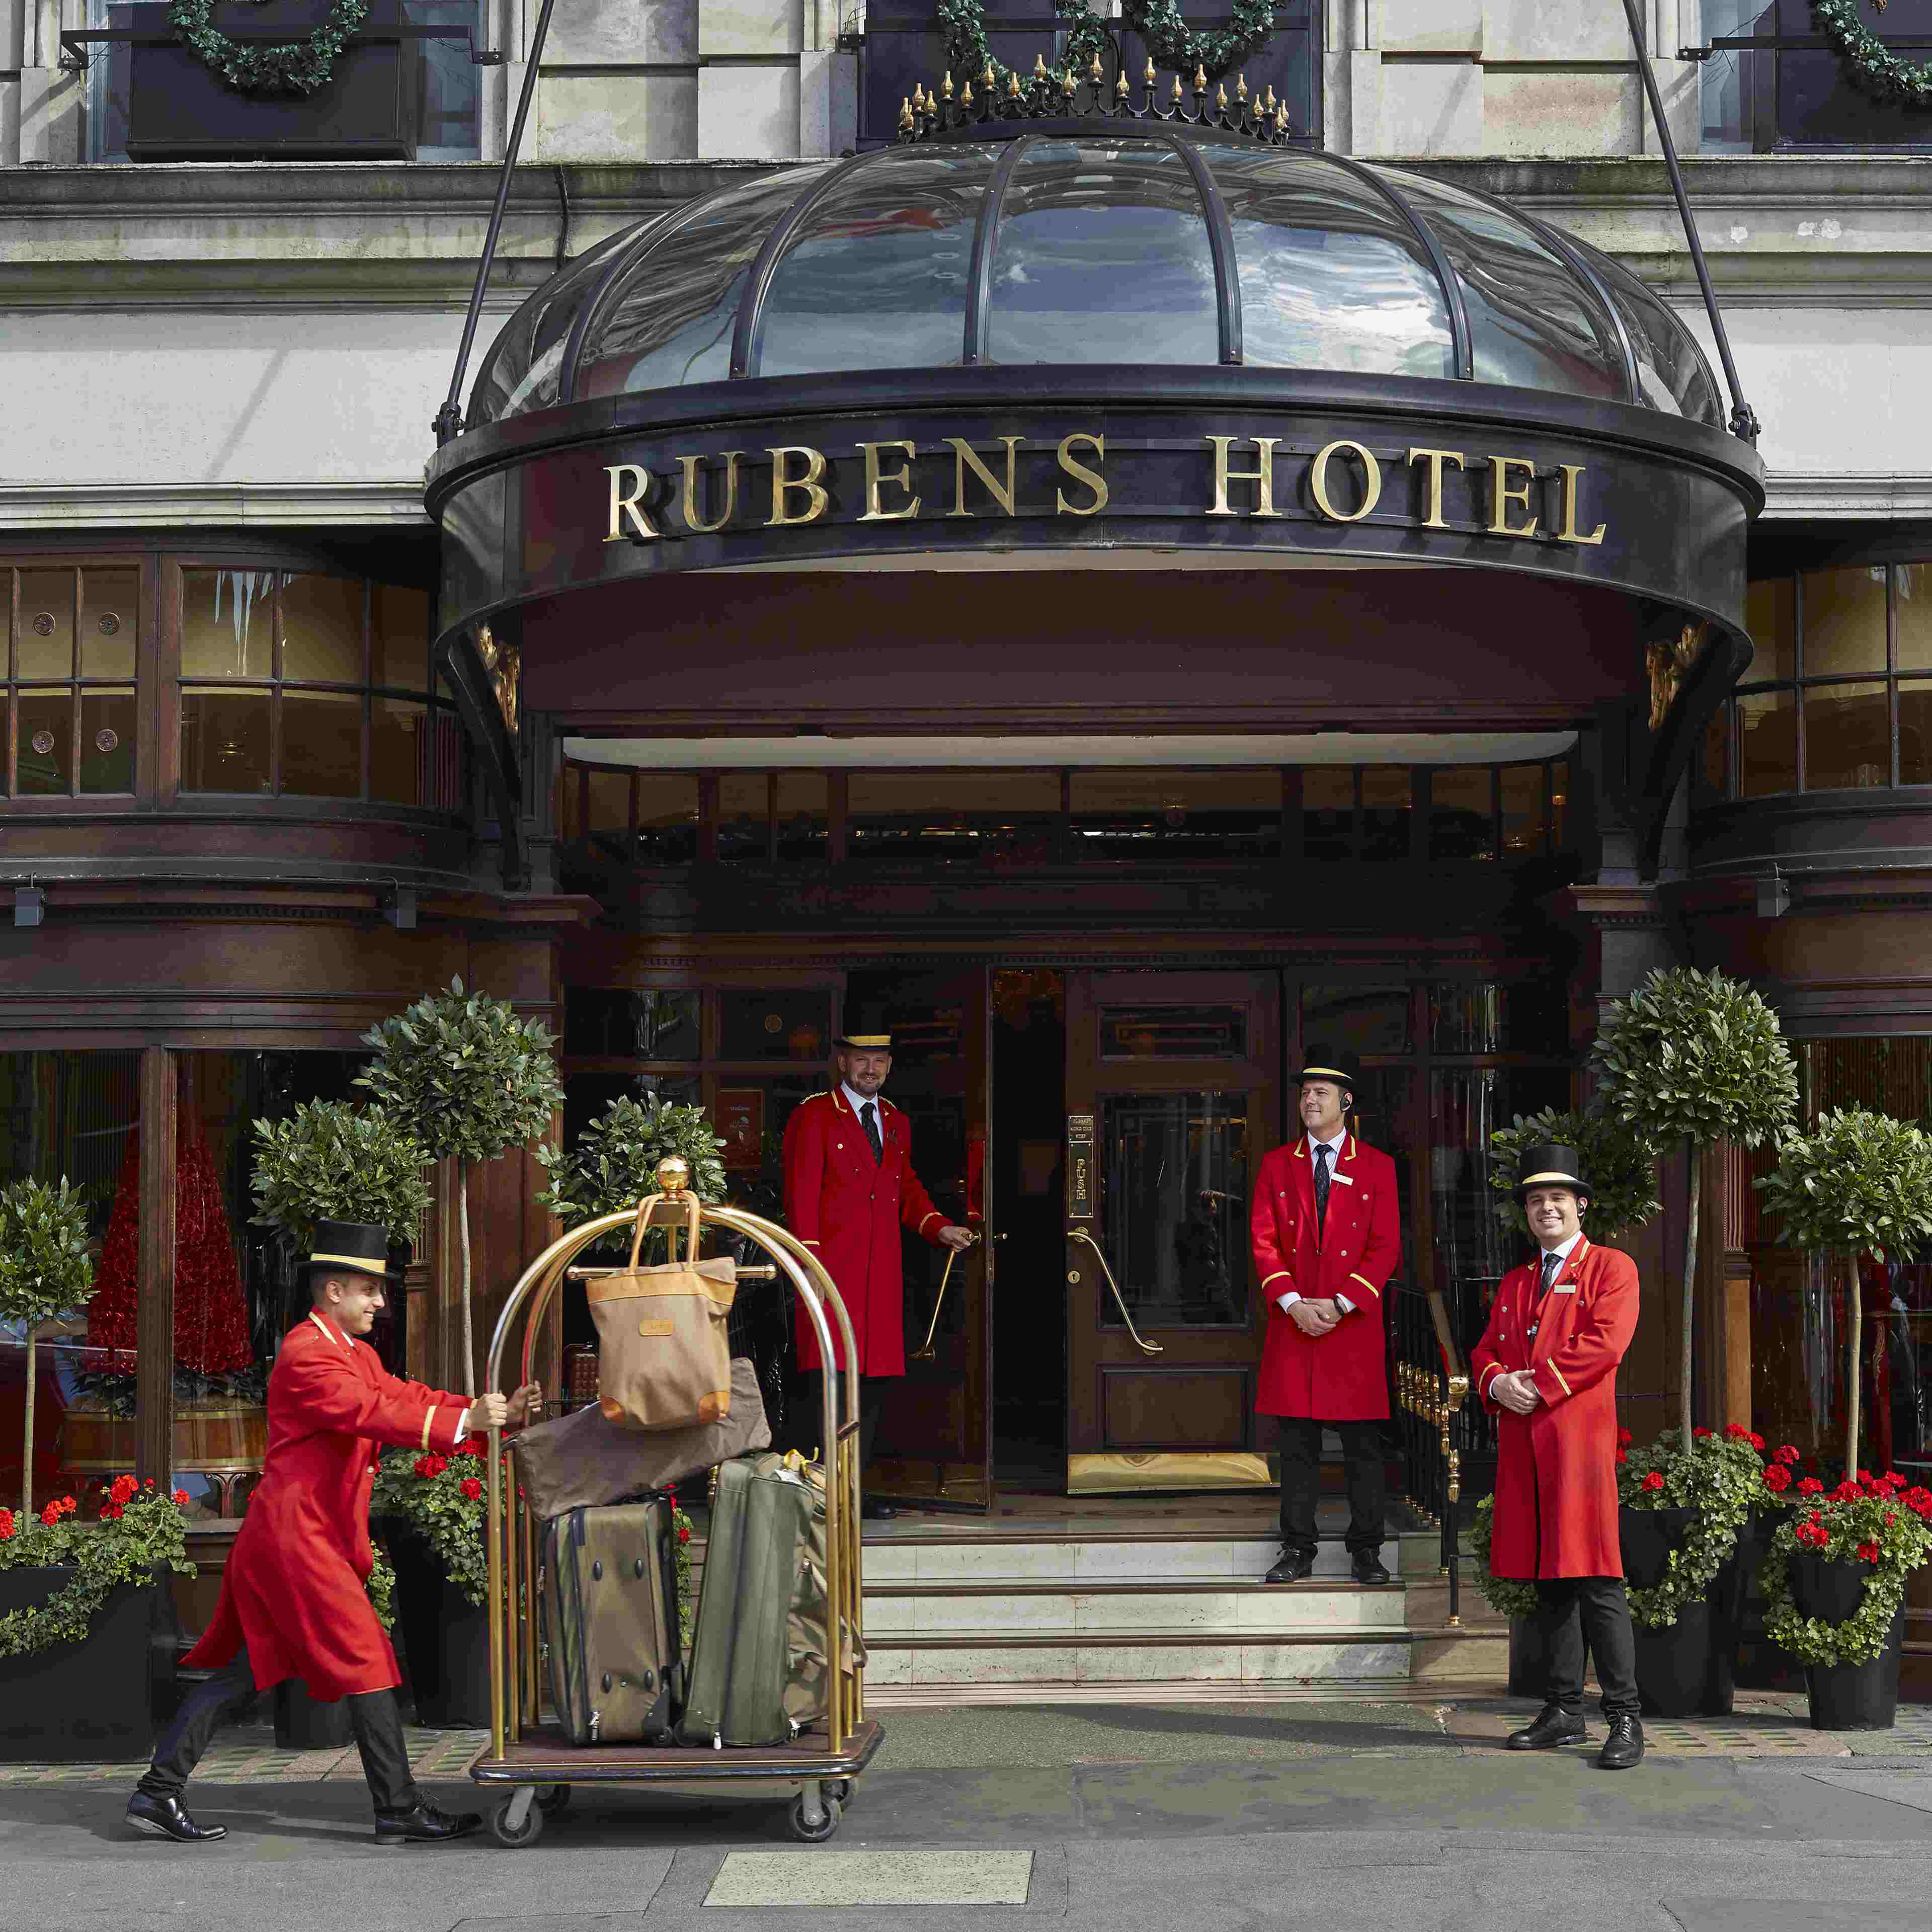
[126,1792,227,1842]
[861,1499,898,1521]
[1597,1715,1644,1770]
[373,1801,484,1846]
[1350,1549,1392,1586]
[1262,1548,1316,1584]
[1505,1704,1587,1751]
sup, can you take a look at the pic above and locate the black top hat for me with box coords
[835,1002,894,1052]
[303,1219,394,1283]
[1515,1143,1591,1203]
[1294,1045,1361,1092]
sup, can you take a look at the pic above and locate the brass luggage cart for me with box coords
[468,1156,881,1845]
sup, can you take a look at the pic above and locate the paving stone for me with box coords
[704,1849,1034,1907]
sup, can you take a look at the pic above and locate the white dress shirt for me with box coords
[1275,1130,1357,1316]
[843,1084,886,1144]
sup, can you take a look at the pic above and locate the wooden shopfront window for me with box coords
[3,562,147,799]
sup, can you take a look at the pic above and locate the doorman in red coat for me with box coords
[1249,1046,1401,1587]
[126,1220,541,1844]
[784,1013,973,1518]
[1471,1143,1644,1770]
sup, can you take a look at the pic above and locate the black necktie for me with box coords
[1537,1250,1561,1302]
[861,1101,883,1164]
[1314,1143,1332,1225]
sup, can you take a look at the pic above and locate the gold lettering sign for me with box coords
[1557,463,1607,546]
[859,440,922,522]
[1406,447,1465,530]
[766,445,830,527]
[678,451,741,534]
[1309,439,1383,523]
[1056,433,1108,516]
[946,436,1022,518]
[1488,455,1540,538]
[604,463,660,541]
[1205,436,1282,518]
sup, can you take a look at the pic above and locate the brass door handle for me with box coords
[911,1228,981,1360]
[1067,1227,1164,1355]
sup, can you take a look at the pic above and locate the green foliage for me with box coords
[371,1443,493,1608]
[1760,1476,1932,1666]
[251,1100,432,1249]
[537,1092,730,1226]
[0,1177,95,1330]
[1591,966,1798,1155]
[1469,1494,1540,1620]
[170,0,369,98]
[1811,1,1932,110]
[0,1484,195,1659]
[1488,1107,1661,1244]
[357,977,564,1168]
[1616,1428,1767,1630]
[1755,1107,1932,1261]
[366,1546,396,1632]
[935,0,1281,94]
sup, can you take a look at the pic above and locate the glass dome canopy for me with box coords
[469,130,1721,430]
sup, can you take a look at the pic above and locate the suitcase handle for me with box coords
[627,1190,703,1270]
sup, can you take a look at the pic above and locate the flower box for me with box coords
[0,1565,156,1762]
[1790,1550,1907,1731]
[124,1,420,163]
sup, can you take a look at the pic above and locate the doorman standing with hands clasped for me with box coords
[1249,1048,1401,1587]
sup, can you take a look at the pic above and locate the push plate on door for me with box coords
[1067,1113,1094,1218]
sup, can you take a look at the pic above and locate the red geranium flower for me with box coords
[143,1478,155,1488]
[1616,1448,1630,1465]
[110,1473,139,1506]
[1617,1428,1634,1448]
[1762,1464,1792,1492]
[1903,1487,1932,1518]
[173,1489,191,1507]
[1857,1542,1881,1564]
[1776,1445,1800,1464]
[1725,1422,1748,1439]
[1831,1480,1863,1502]
[0,1508,15,1541]
[101,1503,124,1520]
[1797,1477,1824,1495]
[1642,1471,1665,1492]
[462,1436,489,1459]
[1749,1432,1765,1453]
[1885,1511,1898,1527]
[460,1476,482,1502]
[1693,1426,1713,1439]
[677,1525,692,1545]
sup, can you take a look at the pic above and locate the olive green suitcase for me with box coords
[540,1496,682,1746]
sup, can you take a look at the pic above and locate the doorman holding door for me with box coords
[1471,1142,1644,1770]
[1250,1047,1400,1586]
[783,1010,974,1518]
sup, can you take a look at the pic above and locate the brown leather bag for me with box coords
[589,1193,736,1431]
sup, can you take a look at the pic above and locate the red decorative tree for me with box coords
[88,1116,253,1378]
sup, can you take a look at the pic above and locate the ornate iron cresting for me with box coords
[897,52,1293,145]
[1394,1280,1473,1624]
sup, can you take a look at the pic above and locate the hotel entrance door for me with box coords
[1063,972,1280,1494]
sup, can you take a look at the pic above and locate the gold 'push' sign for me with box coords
[603,434,1608,547]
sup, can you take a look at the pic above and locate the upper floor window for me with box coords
[3,565,141,798]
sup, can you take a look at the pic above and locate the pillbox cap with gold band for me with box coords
[1515,1142,1591,1204]
[303,1218,395,1283]
[1292,1044,1360,1092]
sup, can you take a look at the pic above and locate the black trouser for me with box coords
[1276,1416,1386,1557]
[1535,1575,1641,1721]
[138,1658,420,1814]
[800,1371,881,1472]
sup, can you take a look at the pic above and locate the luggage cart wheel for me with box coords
[787,1788,842,1843]
[489,1789,545,1848]
[825,1779,853,1806]
[535,1785,572,1817]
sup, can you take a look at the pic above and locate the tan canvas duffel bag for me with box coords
[589,1192,736,1430]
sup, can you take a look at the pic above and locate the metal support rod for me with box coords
[1618,0,1759,443]
[434,0,562,446]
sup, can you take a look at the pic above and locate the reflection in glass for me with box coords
[180,687,271,794]
[1430,982,1567,1057]
[1430,766,1495,861]
[1898,566,1932,675]
[1737,688,1797,797]
[1301,985,1410,1056]
[372,586,432,691]
[1303,767,1354,860]
[1572,235,1722,422]
[17,571,75,682]
[1100,1007,1246,1059]
[1802,566,1888,678]
[635,774,699,864]
[470,226,637,423]
[1899,680,1932,785]
[1552,760,1570,848]
[1361,766,1411,861]
[989,140,1217,366]
[760,147,985,376]
[79,569,138,680]
[849,769,1060,862]
[562,989,701,1060]
[281,576,365,684]
[371,698,427,804]
[1204,146,1454,377]
[718,990,830,1062]
[281,689,362,798]
[776,770,830,860]
[1071,767,1280,857]
[1101,1091,1248,1328]
[78,688,135,793]
[1500,763,1546,856]
[15,688,71,794]
[718,771,771,861]
[182,570,274,680]
[1744,575,1797,682]
[1804,681,1889,791]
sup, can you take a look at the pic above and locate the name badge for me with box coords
[1331,1172,1354,1187]
[1552,1284,1576,1296]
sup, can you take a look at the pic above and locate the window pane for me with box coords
[280,574,364,684]
[182,570,273,679]
[776,770,829,861]
[372,585,431,691]
[180,687,271,794]
[1303,766,1354,860]
[429,708,463,812]
[852,769,1061,862]
[1802,566,1887,678]
[1100,1006,1246,1059]
[1100,1091,1249,1329]
[17,570,75,681]
[1700,707,1728,798]
[718,772,770,862]
[1804,681,1889,792]
[78,687,134,793]
[1361,765,1411,861]
[371,697,427,804]
[79,567,138,680]
[1745,576,1796,683]
[1301,984,1410,1057]
[1898,565,1932,674]
[1737,689,1797,797]
[1899,680,1932,786]
[1552,760,1571,847]
[281,689,362,798]
[718,990,831,1062]
[564,989,701,1060]
[1070,768,1278,858]
[1430,982,1567,1056]
[586,769,629,833]
[15,688,71,794]
[1500,763,1546,855]
[636,774,699,864]
[1430,767,1494,861]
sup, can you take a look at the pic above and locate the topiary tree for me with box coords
[0,1178,94,1513]
[537,1090,728,1231]
[357,979,564,1396]
[1591,966,1798,1444]
[1754,1107,1932,1480]
[251,1100,433,1251]
[1489,1105,1662,1245]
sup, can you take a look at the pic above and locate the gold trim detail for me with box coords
[1260,1269,1292,1290]
[1348,1271,1381,1300]
[1548,1362,1574,1397]
[839,1034,894,1048]
[308,1250,388,1270]
[422,1406,437,1453]
[1518,1171,1584,1188]
[918,1211,943,1235]
[1067,1451,1274,1495]
[1299,1066,1350,1081]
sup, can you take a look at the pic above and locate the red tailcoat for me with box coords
[1250,1134,1400,1421]
[783,1088,946,1377]
[181,1312,468,1700]
[1470,1235,1638,1579]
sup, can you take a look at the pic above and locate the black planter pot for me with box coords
[1733,1509,1805,1691]
[0,1566,157,1762]
[1617,1504,1698,1588]
[1700,1510,1766,1717]
[385,1528,493,1729]
[1789,1551,1906,1732]
[1632,1598,1711,1717]
[1507,1614,1550,1699]
[273,1677,354,1749]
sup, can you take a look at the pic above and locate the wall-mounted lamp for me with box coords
[1756,869,1790,920]
[13,886,43,929]
[384,886,418,931]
